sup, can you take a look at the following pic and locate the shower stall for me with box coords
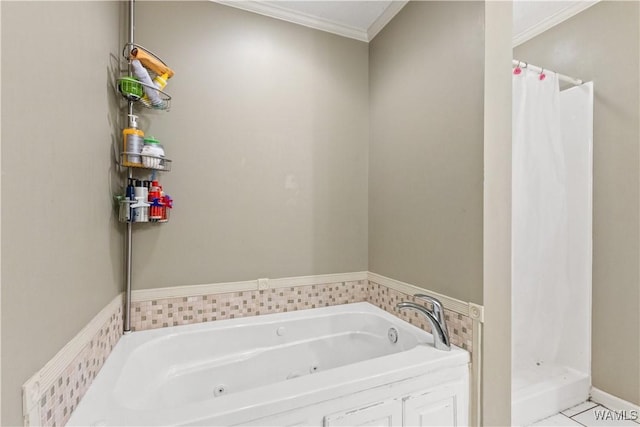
[511,61,594,426]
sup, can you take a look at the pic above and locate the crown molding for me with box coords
[513,1,599,47]
[215,1,369,42]
[367,1,408,41]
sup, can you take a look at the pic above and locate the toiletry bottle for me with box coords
[141,137,165,169]
[122,114,144,166]
[133,180,150,222]
[126,178,136,221]
[140,71,170,109]
[148,180,162,221]
[157,182,165,220]
[149,180,161,195]
[149,199,163,221]
[160,195,172,222]
[132,180,142,222]
[141,182,149,222]
[153,72,170,92]
[131,59,163,107]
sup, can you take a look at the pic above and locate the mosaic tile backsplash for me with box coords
[32,278,474,426]
[130,280,369,331]
[130,280,473,353]
[367,281,473,352]
[38,302,122,427]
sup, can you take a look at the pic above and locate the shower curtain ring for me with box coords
[514,60,523,75]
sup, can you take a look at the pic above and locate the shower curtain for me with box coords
[512,69,569,374]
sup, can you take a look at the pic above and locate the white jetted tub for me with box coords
[68,302,470,426]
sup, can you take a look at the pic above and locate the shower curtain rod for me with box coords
[512,59,583,86]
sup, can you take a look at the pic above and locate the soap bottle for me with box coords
[122,114,144,166]
[153,72,170,92]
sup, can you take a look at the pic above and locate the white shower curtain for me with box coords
[512,69,569,373]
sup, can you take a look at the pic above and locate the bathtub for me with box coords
[68,302,470,426]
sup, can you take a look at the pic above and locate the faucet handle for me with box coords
[414,294,446,327]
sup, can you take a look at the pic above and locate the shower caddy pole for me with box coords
[119,0,172,335]
[124,0,135,334]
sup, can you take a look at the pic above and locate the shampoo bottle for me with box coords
[123,114,144,166]
[126,178,136,221]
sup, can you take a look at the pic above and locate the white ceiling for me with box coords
[216,0,599,44]
[513,0,599,46]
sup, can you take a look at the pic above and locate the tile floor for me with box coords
[530,401,640,426]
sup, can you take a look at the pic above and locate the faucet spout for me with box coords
[414,294,449,342]
[396,301,451,351]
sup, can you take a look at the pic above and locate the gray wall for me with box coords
[1,2,122,425]
[515,1,640,406]
[368,1,485,304]
[1,2,369,423]
[132,1,369,289]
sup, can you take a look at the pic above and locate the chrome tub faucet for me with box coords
[396,294,451,351]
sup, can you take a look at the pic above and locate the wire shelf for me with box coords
[119,43,173,111]
[119,152,172,171]
[117,77,171,111]
[118,198,171,224]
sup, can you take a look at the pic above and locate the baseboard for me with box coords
[590,387,640,413]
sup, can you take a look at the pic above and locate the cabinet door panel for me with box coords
[324,399,403,427]
[403,379,468,427]
[404,394,457,427]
